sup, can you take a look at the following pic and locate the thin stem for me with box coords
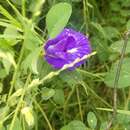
[83,0,90,34]
[22,115,26,130]
[63,86,75,124]
[3,111,15,122]
[34,99,53,130]
[22,0,26,17]
[105,31,130,130]
[76,86,83,121]
[80,81,111,107]
[9,73,31,130]
[8,44,24,100]
[124,88,130,110]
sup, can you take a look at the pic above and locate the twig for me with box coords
[105,31,130,130]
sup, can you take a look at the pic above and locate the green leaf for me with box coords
[103,26,120,39]
[42,87,55,100]
[104,58,130,88]
[61,120,87,130]
[0,38,12,49]
[91,22,107,39]
[0,49,16,73]
[100,122,108,130]
[91,36,109,62]
[110,2,121,12]
[126,20,130,30]
[37,57,53,79]
[0,69,7,78]
[22,47,42,74]
[2,59,11,75]
[121,0,130,7]
[59,70,82,87]
[116,113,130,124]
[87,112,97,129]
[120,9,130,17]
[24,24,42,50]
[111,40,130,54]
[4,25,21,46]
[110,16,126,24]
[53,89,64,105]
[46,2,72,38]
[0,41,16,75]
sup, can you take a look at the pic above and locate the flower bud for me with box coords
[21,107,34,128]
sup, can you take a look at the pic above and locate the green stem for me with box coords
[3,111,15,122]
[34,99,53,130]
[83,0,90,34]
[8,44,24,100]
[22,0,26,17]
[76,86,83,121]
[63,86,75,124]
[81,81,111,107]
[124,88,130,110]
[9,73,31,130]
[105,31,130,130]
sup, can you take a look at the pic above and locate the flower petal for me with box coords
[45,55,67,69]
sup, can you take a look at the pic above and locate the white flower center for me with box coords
[48,45,54,50]
[67,48,78,53]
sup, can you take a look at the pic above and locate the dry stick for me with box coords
[105,31,130,130]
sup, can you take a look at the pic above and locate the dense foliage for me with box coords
[0,0,130,130]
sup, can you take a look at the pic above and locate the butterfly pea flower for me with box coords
[44,28,92,70]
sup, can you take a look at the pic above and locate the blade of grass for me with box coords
[77,69,104,81]
[80,81,111,107]
[6,0,27,24]
[97,107,130,116]
[63,85,75,124]
[0,5,21,28]
[76,86,83,121]
[33,99,53,130]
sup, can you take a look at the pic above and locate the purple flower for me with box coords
[44,28,92,70]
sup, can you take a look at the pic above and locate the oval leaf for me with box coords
[104,58,130,88]
[53,89,64,105]
[61,120,87,130]
[87,112,97,129]
[46,2,72,38]
[111,40,130,54]
[42,87,55,100]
